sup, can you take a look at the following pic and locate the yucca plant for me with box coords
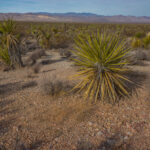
[38,26,51,49]
[0,19,23,67]
[30,25,41,45]
[31,26,51,49]
[71,31,132,103]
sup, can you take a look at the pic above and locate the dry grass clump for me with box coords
[25,49,46,66]
[128,50,150,65]
[40,77,72,97]
[131,38,142,48]
[143,34,150,49]
[131,33,150,49]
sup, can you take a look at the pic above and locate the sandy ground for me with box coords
[0,49,150,150]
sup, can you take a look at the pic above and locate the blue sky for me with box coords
[0,0,150,16]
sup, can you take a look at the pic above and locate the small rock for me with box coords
[124,136,129,140]
[119,135,124,141]
[91,133,95,137]
[127,132,132,136]
[95,128,99,132]
[127,107,131,110]
[88,122,93,126]
[55,138,59,142]
[97,131,103,136]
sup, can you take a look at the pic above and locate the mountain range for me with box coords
[0,12,150,23]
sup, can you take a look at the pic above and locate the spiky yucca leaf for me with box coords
[72,32,131,103]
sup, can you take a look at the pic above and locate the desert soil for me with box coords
[0,49,150,150]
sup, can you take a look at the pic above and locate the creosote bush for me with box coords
[41,77,72,97]
[72,31,132,103]
[135,32,145,39]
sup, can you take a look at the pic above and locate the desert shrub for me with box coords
[26,49,46,66]
[127,50,148,65]
[41,78,72,97]
[143,34,150,49]
[30,25,40,40]
[52,32,71,49]
[72,31,131,103]
[52,27,59,34]
[131,38,142,48]
[31,25,52,49]
[135,32,145,39]
[0,47,11,65]
[38,27,51,49]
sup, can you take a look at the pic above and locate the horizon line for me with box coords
[0,12,150,17]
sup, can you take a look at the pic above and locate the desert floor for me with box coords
[0,49,150,150]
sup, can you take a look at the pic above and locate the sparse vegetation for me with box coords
[30,25,71,49]
[0,20,150,150]
[31,25,52,49]
[131,32,150,49]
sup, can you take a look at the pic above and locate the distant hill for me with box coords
[0,12,150,23]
